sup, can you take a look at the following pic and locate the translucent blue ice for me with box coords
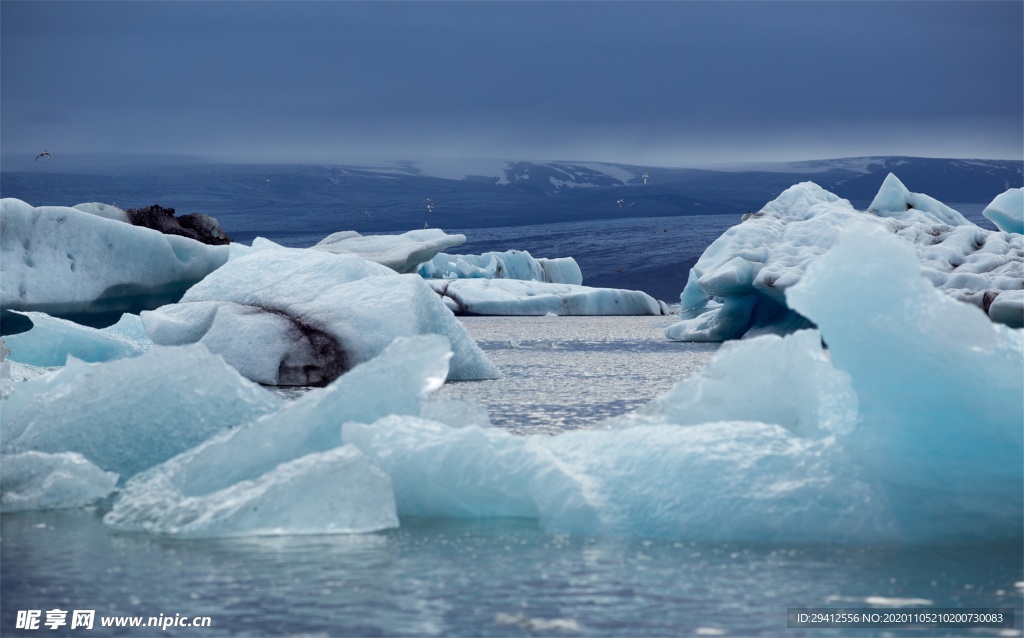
[103,335,450,536]
[982,188,1024,235]
[4,311,151,366]
[0,451,118,513]
[2,344,281,479]
[342,226,1021,543]
[418,249,583,285]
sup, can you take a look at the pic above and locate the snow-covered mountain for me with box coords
[2,154,1019,243]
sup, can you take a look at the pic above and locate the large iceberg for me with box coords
[786,222,1023,540]
[103,336,450,537]
[418,249,584,285]
[425,278,666,316]
[314,228,466,273]
[2,345,281,479]
[0,199,230,329]
[342,225,1021,543]
[142,242,498,384]
[3,311,151,367]
[667,176,1024,341]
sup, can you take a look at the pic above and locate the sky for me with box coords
[2,1,1022,167]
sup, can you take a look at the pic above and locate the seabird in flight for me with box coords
[35,149,51,161]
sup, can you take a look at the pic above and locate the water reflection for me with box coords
[3,510,1021,636]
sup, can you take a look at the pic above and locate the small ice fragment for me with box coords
[863,596,933,607]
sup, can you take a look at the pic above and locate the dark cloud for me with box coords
[2,1,1021,165]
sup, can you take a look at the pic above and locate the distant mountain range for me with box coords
[2,155,1020,244]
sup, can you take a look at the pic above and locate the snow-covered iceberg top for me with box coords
[0,198,230,328]
[982,187,1023,234]
[424,278,667,316]
[667,175,1023,341]
[142,239,498,384]
[418,249,584,286]
[313,228,466,273]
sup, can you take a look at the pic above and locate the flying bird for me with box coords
[35,149,51,161]
[617,198,625,208]
[642,172,650,185]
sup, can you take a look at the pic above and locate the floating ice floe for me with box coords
[982,188,1023,235]
[418,249,584,285]
[417,250,663,315]
[342,225,1022,543]
[103,336,451,537]
[3,311,151,367]
[666,176,1024,341]
[1,451,118,513]
[344,416,892,541]
[1,344,281,479]
[314,228,466,273]
[142,242,498,384]
[424,278,667,316]
[0,199,230,328]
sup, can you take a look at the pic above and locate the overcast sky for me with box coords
[2,1,1021,167]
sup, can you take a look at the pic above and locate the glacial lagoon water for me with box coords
[2,316,1021,636]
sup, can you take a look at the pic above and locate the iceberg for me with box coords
[104,445,397,538]
[104,335,449,537]
[0,199,230,329]
[867,172,970,226]
[1,451,118,513]
[425,278,666,316]
[3,311,151,367]
[786,222,1023,540]
[2,345,281,479]
[620,329,857,438]
[342,225,1021,543]
[667,176,1024,341]
[343,417,892,542]
[142,243,498,384]
[982,188,1023,235]
[418,249,584,285]
[314,228,466,273]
